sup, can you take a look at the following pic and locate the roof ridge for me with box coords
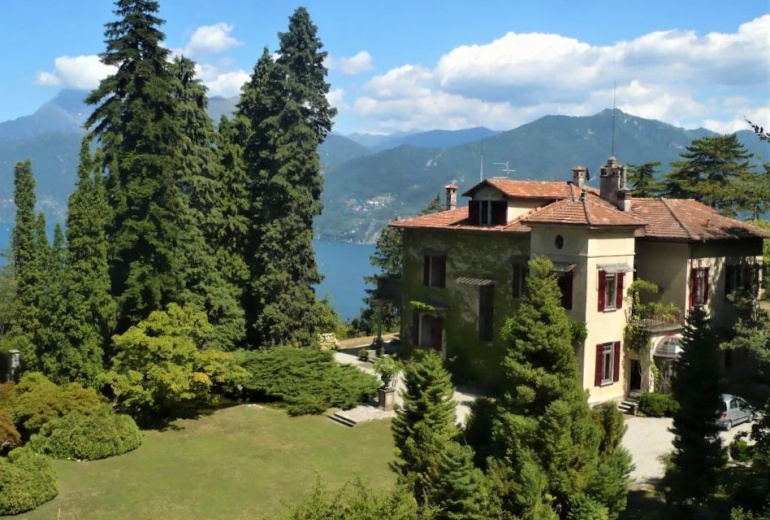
[660,198,695,240]
[581,194,593,226]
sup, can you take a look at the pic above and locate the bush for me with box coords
[567,494,610,520]
[639,392,679,417]
[29,406,142,461]
[729,437,754,463]
[4,372,104,438]
[237,347,380,415]
[0,447,58,515]
[358,348,369,362]
[0,410,21,453]
[0,381,15,409]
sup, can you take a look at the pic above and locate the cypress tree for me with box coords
[85,0,188,330]
[489,255,602,519]
[663,306,727,510]
[433,442,496,520]
[241,8,336,347]
[391,350,459,507]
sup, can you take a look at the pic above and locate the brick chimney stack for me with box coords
[572,166,588,189]
[445,184,458,211]
[599,156,632,211]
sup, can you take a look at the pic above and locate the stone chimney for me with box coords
[599,156,632,211]
[445,184,458,211]
[572,166,588,189]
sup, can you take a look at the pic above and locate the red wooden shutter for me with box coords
[563,272,573,310]
[703,267,710,304]
[492,201,508,225]
[469,200,481,225]
[689,268,697,308]
[613,341,621,383]
[598,270,607,312]
[423,256,430,286]
[437,256,447,288]
[412,312,420,346]
[616,272,625,310]
[512,265,521,298]
[594,344,603,386]
[433,316,444,353]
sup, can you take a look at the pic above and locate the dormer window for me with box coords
[469,200,507,226]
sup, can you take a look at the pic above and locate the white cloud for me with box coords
[35,55,116,90]
[326,88,348,111]
[326,51,374,75]
[195,63,249,97]
[351,15,770,133]
[183,23,242,56]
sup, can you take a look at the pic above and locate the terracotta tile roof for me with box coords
[521,197,645,227]
[391,206,532,233]
[462,178,597,199]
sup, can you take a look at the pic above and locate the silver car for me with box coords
[717,394,753,430]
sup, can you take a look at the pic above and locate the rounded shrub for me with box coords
[30,406,142,461]
[567,494,610,520]
[0,410,21,454]
[639,392,679,418]
[729,438,754,463]
[0,447,58,515]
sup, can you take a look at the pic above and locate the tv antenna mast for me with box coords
[494,161,516,177]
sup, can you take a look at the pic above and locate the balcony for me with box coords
[637,308,685,333]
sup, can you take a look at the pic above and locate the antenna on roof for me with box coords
[611,80,617,157]
[479,100,485,181]
[494,161,516,177]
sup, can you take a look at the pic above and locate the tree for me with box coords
[488,256,603,519]
[663,306,727,510]
[747,119,770,143]
[627,162,664,198]
[433,443,497,520]
[392,350,459,507]
[241,7,336,347]
[663,134,753,215]
[588,403,634,520]
[735,162,770,221]
[86,0,190,330]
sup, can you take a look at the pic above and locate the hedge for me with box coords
[639,392,679,418]
[0,447,58,515]
[0,410,21,454]
[30,406,142,461]
[235,347,380,415]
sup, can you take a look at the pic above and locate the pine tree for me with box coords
[85,0,189,330]
[433,442,496,520]
[663,306,727,510]
[663,134,753,214]
[9,161,46,369]
[391,350,459,507]
[489,255,602,519]
[627,162,664,198]
[240,8,336,347]
[588,403,634,520]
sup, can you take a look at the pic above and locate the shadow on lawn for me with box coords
[137,398,243,431]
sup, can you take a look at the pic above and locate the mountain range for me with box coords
[0,90,765,242]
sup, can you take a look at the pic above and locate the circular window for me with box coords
[555,235,564,249]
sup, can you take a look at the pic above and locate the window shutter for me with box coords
[613,341,621,383]
[437,256,447,288]
[512,265,522,298]
[492,201,508,225]
[725,265,735,301]
[616,272,625,310]
[412,312,420,346]
[594,344,603,387]
[563,271,573,310]
[423,256,430,286]
[469,200,481,225]
[598,270,607,312]
[704,267,710,304]
[433,316,444,353]
[689,268,697,308]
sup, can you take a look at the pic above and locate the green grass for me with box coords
[7,406,395,520]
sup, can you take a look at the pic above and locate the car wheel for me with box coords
[726,420,733,431]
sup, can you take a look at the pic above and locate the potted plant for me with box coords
[373,355,401,411]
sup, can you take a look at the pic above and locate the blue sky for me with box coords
[0,0,768,134]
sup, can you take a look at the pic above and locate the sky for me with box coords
[0,0,768,135]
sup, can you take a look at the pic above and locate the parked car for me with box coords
[717,394,753,430]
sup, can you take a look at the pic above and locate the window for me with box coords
[423,255,446,288]
[555,235,564,249]
[725,264,758,300]
[411,312,443,352]
[689,267,709,307]
[594,341,621,386]
[598,270,624,312]
[556,271,573,310]
[512,264,529,299]
[479,285,495,341]
[469,200,507,226]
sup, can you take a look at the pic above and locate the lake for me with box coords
[0,224,376,321]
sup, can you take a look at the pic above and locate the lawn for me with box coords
[7,406,396,520]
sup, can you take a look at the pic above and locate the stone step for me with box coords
[618,399,639,415]
[328,412,357,428]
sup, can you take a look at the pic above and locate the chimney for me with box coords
[599,156,631,211]
[445,184,458,211]
[572,166,587,189]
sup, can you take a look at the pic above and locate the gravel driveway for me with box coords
[622,415,753,485]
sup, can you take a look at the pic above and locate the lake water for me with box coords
[0,224,375,321]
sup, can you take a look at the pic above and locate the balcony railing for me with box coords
[637,308,685,332]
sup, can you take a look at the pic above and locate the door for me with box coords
[629,359,642,392]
